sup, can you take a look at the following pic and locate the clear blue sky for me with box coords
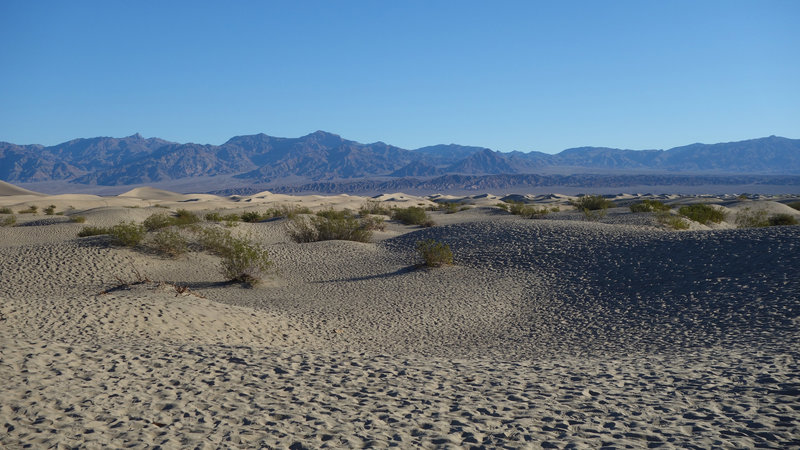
[1,1,798,153]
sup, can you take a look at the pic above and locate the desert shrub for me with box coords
[678,204,726,225]
[393,206,434,227]
[274,204,311,219]
[205,212,223,222]
[735,207,769,228]
[149,229,188,258]
[361,215,386,231]
[78,226,109,237]
[287,213,373,243]
[505,201,558,219]
[108,221,146,247]
[787,201,800,211]
[240,211,264,223]
[197,227,235,255]
[44,205,56,215]
[656,212,689,230]
[768,214,798,226]
[496,202,509,212]
[432,201,463,214]
[0,207,12,214]
[315,208,351,220]
[571,195,614,220]
[71,216,86,223]
[173,209,200,226]
[18,205,38,214]
[416,239,454,267]
[630,199,670,213]
[359,199,391,216]
[219,237,272,286]
[143,212,174,231]
[1,215,16,227]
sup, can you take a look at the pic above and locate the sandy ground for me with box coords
[1,185,799,448]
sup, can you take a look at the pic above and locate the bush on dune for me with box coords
[768,214,798,226]
[678,204,726,225]
[286,210,373,243]
[108,221,146,247]
[78,226,109,237]
[630,199,671,213]
[392,206,434,227]
[1,215,16,227]
[359,199,391,216]
[416,239,454,267]
[149,229,189,258]
[570,195,614,220]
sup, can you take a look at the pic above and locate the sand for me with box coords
[1,186,799,448]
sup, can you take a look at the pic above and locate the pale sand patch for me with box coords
[1,184,798,448]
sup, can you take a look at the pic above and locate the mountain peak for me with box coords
[127,133,144,140]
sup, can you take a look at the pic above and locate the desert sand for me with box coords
[1,185,799,448]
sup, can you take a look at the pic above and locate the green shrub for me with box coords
[287,213,373,243]
[44,205,56,215]
[361,215,386,231]
[787,201,800,211]
[1,215,16,227]
[0,207,12,214]
[416,239,454,267]
[630,199,671,213]
[108,221,146,247]
[197,227,235,255]
[205,212,223,222]
[219,237,272,286]
[504,201,558,219]
[78,226,109,237]
[656,212,689,230]
[143,212,174,231]
[392,207,434,227]
[571,195,614,220]
[18,205,38,214]
[768,214,798,226]
[678,204,726,225]
[71,216,86,223]
[359,199,391,216]
[735,207,769,228]
[496,202,509,212]
[173,209,200,226]
[240,211,264,223]
[315,208,351,220]
[149,229,189,258]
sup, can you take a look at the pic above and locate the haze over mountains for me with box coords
[1,131,799,193]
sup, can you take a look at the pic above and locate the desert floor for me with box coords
[1,185,799,448]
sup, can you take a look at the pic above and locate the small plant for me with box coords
[108,221,146,247]
[71,216,86,223]
[735,207,769,228]
[287,212,373,243]
[173,209,200,226]
[218,237,272,286]
[496,202,509,212]
[768,214,798,226]
[359,199,391,216]
[0,207,12,214]
[205,212,223,222]
[78,226,109,237]
[392,207,434,227]
[18,205,38,214]
[504,201,558,219]
[571,195,614,220]
[656,211,690,230]
[788,201,800,211]
[149,229,189,258]
[1,215,16,227]
[197,227,235,255]
[240,211,264,223]
[143,212,174,231]
[630,199,671,213]
[361,215,386,231]
[43,205,56,215]
[416,239,454,267]
[678,204,726,225]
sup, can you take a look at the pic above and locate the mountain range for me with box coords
[1,132,799,191]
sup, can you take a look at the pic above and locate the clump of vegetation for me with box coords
[0,207,12,214]
[431,201,467,214]
[71,216,86,223]
[218,236,272,286]
[149,229,189,258]
[273,204,312,219]
[678,204,726,225]
[360,215,386,231]
[287,210,373,243]
[359,199,391,216]
[735,207,769,228]
[18,205,38,214]
[656,211,690,230]
[392,206,434,227]
[173,209,200,226]
[416,239,454,267]
[570,195,614,220]
[787,201,800,211]
[496,202,509,212]
[108,221,146,247]
[205,212,223,222]
[43,205,57,215]
[143,212,175,231]
[503,200,559,219]
[768,214,798,226]
[1,215,16,227]
[630,199,671,213]
[78,226,109,237]
[240,211,265,223]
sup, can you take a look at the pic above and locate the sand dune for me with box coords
[1,187,798,448]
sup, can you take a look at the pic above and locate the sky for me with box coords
[1,1,798,153]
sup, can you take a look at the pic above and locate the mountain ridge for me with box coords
[1,133,798,189]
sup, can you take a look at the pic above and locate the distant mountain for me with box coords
[1,133,798,190]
